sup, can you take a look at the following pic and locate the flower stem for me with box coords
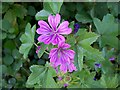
[44,51,49,54]
[34,42,38,47]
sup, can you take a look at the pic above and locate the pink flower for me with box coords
[49,42,77,73]
[36,46,41,54]
[37,14,72,45]
[63,83,68,87]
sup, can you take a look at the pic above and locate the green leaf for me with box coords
[2,3,10,14]
[35,10,52,20]
[4,40,16,50]
[107,2,119,17]
[37,43,48,58]
[81,44,104,62]
[93,14,119,49]
[44,0,63,14]
[75,12,92,23]
[1,65,8,74]
[26,65,59,88]
[4,9,16,23]
[35,0,63,20]
[45,68,58,88]
[26,65,46,87]
[78,30,100,45]
[12,49,21,59]
[28,6,36,16]
[101,59,115,74]
[100,74,118,88]
[8,28,15,33]
[7,33,16,39]
[2,19,12,31]
[74,29,104,71]
[74,45,84,71]
[3,55,14,65]
[19,23,36,59]
[78,29,104,61]
[1,32,7,40]
[13,4,27,19]
[69,21,75,32]
[93,2,108,20]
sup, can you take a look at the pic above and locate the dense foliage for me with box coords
[1,1,120,89]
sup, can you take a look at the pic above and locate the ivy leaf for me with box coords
[107,2,120,17]
[93,14,119,49]
[35,10,52,20]
[74,45,83,71]
[26,65,59,88]
[45,68,58,88]
[100,74,118,88]
[26,65,46,87]
[37,43,48,58]
[44,0,63,14]
[78,30,104,61]
[78,69,103,88]
[74,29,104,71]
[75,12,92,23]
[13,4,27,19]
[35,0,63,20]
[19,23,36,59]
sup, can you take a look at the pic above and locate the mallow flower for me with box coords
[109,57,115,61]
[49,42,77,73]
[37,14,72,45]
[36,46,41,54]
[74,23,80,34]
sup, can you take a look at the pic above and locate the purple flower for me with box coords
[93,77,97,81]
[95,63,101,68]
[49,42,77,73]
[74,23,80,33]
[36,46,41,54]
[37,14,72,45]
[58,76,62,81]
[109,57,115,61]
[63,83,68,87]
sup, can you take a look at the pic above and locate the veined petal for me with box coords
[58,50,71,65]
[50,54,57,64]
[50,52,61,67]
[68,63,77,72]
[37,34,53,44]
[60,64,67,73]
[51,34,65,45]
[48,14,61,31]
[65,50,75,60]
[49,48,58,58]
[58,42,71,49]
[57,21,72,34]
[37,20,52,34]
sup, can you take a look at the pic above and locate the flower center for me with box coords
[52,30,58,34]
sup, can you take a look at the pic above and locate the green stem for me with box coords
[44,51,49,54]
[34,42,38,47]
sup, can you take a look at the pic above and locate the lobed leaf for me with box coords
[19,23,36,59]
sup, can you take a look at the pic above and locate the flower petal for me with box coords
[37,34,53,44]
[49,48,58,58]
[37,20,52,34]
[57,21,72,34]
[36,46,41,54]
[58,42,71,49]
[60,64,67,73]
[51,34,65,45]
[50,53,61,68]
[68,63,77,72]
[65,50,75,60]
[48,14,61,31]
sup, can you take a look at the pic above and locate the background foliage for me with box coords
[1,1,120,89]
